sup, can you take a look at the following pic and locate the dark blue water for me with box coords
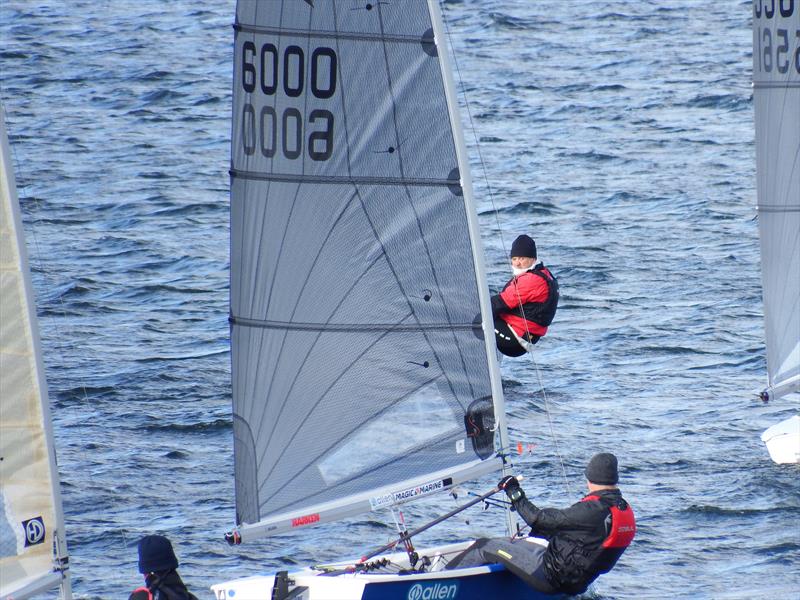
[2,1,798,598]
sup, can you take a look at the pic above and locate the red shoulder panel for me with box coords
[603,504,636,548]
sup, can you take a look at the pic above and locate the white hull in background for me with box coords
[761,415,800,464]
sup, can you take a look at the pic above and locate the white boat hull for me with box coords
[761,415,800,464]
[211,539,559,599]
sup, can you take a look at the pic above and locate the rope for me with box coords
[438,2,572,498]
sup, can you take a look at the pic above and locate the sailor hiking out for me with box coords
[446,453,635,595]
[491,234,559,357]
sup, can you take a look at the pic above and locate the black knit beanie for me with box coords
[584,453,619,485]
[138,535,179,574]
[509,235,537,259]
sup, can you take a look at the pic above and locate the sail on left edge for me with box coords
[0,107,72,599]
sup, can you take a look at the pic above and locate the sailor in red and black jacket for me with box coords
[501,453,635,595]
[491,235,558,357]
[446,453,634,595]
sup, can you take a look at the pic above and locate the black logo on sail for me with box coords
[23,517,46,546]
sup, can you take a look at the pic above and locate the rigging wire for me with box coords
[438,1,572,498]
[2,112,93,408]
[2,107,106,566]
[3,117,94,405]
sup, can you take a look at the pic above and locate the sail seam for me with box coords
[234,23,424,44]
[230,315,479,332]
[752,81,800,88]
[230,169,455,187]
[757,205,800,212]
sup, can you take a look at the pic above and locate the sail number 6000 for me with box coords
[240,42,337,162]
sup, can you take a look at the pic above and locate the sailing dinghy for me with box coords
[0,106,73,598]
[212,1,556,598]
[752,4,800,464]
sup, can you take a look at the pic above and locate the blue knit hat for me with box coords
[510,235,536,259]
[138,535,179,574]
[585,453,619,485]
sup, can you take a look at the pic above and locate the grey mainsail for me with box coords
[752,3,800,401]
[229,0,508,541]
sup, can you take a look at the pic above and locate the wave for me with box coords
[143,418,232,433]
[487,12,535,30]
[565,150,622,162]
[482,199,562,218]
[139,89,188,104]
[164,450,190,459]
[684,505,800,517]
[685,93,750,111]
[134,348,229,363]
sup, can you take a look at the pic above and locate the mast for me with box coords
[427,0,514,535]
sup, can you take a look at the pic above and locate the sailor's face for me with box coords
[511,256,535,270]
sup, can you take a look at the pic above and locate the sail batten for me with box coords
[231,316,480,332]
[230,0,506,538]
[231,169,458,187]
[235,23,429,45]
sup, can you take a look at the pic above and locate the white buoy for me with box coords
[761,415,800,465]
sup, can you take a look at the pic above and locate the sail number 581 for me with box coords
[240,42,337,162]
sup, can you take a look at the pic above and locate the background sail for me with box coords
[0,111,70,596]
[752,4,800,399]
[230,0,502,533]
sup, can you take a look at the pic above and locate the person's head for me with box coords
[584,452,619,491]
[138,535,179,575]
[509,235,537,271]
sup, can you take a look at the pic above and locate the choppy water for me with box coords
[1,1,798,598]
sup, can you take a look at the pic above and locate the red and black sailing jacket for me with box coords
[127,572,199,600]
[512,488,635,595]
[492,263,558,339]
[581,493,636,576]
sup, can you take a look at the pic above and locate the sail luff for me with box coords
[0,108,72,599]
[426,0,513,532]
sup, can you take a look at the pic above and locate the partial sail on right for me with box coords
[0,108,72,598]
[753,4,800,402]
[753,3,800,464]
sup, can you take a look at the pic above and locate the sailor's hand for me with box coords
[498,476,525,503]
[497,475,520,495]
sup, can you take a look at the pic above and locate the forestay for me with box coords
[0,109,71,598]
[229,0,507,541]
[752,2,800,401]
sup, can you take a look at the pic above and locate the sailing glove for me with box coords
[498,476,524,503]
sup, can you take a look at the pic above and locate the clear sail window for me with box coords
[317,381,459,485]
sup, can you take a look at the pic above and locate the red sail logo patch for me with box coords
[291,513,320,527]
